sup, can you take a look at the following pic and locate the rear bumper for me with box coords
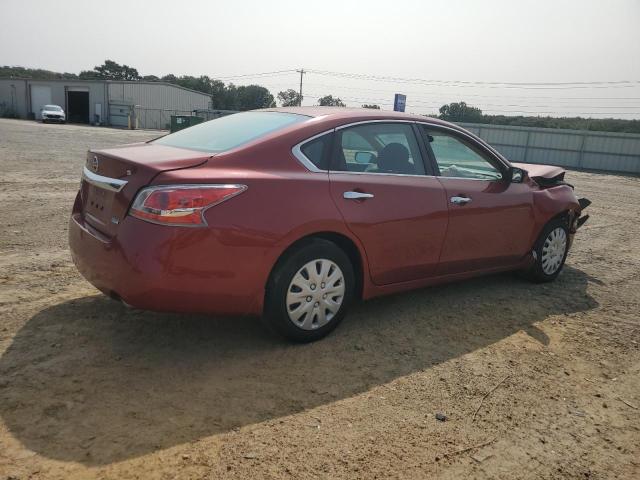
[69,213,273,315]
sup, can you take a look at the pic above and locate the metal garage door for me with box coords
[31,85,52,120]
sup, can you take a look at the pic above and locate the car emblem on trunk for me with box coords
[91,156,99,172]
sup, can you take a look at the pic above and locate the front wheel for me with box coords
[264,239,355,342]
[523,218,570,283]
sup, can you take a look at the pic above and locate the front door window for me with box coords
[424,129,502,181]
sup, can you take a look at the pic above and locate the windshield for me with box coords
[44,105,62,111]
[153,112,308,153]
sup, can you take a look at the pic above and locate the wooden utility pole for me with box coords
[296,69,305,106]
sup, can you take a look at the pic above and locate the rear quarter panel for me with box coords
[151,144,369,313]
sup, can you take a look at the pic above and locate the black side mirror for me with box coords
[354,151,375,164]
[507,167,526,183]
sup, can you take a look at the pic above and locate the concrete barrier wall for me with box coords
[457,122,640,174]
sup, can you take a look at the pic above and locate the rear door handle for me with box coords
[450,196,472,205]
[344,191,374,200]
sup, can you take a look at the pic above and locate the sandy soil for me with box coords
[0,118,638,479]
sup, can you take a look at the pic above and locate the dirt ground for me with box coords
[0,118,638,480]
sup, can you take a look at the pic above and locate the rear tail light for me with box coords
[130,184,247,226]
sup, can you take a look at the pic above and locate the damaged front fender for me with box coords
[512,162,591,233]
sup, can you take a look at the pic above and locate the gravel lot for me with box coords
[0,118,639,480]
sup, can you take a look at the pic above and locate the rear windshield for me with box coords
[153,112,308,153]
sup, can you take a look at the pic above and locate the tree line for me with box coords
[437,101,640,134]
[2,62,639,133]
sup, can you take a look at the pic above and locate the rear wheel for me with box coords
[524,217,570,282]
[264,239,354,342]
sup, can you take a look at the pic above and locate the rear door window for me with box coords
[332,123,425,175]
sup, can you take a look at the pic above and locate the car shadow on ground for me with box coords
[0,266,599,466]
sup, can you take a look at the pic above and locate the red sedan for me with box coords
[69,107,590,341]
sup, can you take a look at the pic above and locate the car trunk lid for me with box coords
[80,143,210,236]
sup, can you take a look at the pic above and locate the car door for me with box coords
[419,125,535,275]
[328,121,448,285]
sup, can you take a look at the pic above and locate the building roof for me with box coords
[0,77,211,98]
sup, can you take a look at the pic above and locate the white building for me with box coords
[0,78,212,129]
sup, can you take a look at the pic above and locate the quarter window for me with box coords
[332,123,425,175]
[424,129,503,181]
[300,133,332,170]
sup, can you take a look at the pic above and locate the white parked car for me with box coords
[41,105,66,123]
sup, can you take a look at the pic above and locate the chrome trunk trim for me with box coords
[82,166,128,192]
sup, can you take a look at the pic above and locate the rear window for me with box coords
[153,112,307,153]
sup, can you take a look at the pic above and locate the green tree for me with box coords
[160,74,178,83]
[317,95,345,107]
[277,89,302,107]
[209,80,228,109]
[225,84,276,110]
[170,75,216,94]
[438,101,483,122]
[362,104,380,109]
[159,75,228,108]
[156,75,274,110]
[79,59,140,81]
[0,66,78,80]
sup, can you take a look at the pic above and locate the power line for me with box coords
[209,69,640,89]
[306,69,640,89]
[264,79,640,103]
[300,81,640,102]
[213,69,297,80]
[302,94,640,115]
[203,68,640,116]
[250,79,640,103]
[252,79,640,109]
[480,110,640,115]
[303,92,640,110]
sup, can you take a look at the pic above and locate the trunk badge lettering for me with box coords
[111,217,120,225]
[91,156,99,173]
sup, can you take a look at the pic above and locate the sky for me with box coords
[2,0,640,118]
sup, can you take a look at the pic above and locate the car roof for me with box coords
[262,106,454,127]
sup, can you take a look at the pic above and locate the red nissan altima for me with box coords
[69,107,590,341]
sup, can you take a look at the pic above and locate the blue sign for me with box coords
[394,93,407,112]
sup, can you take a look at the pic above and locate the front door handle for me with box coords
[344,191,374,200]
[450,195,472,205]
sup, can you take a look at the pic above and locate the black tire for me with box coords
[264,238,355,342]
[523,217,570,283]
